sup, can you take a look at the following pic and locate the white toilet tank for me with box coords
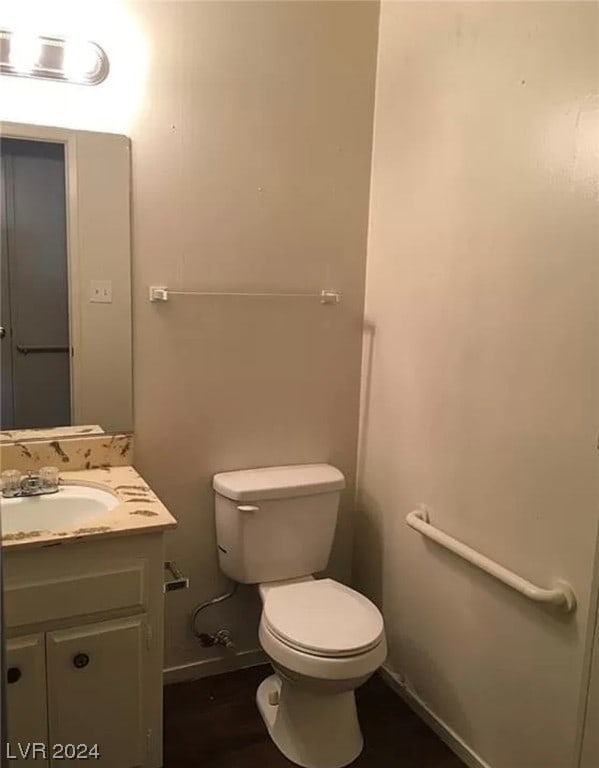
[213,464,345,584]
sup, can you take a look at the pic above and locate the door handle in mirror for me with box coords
[16,344,69,354]
[0,326,5,339]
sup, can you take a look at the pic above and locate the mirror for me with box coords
[0,122,132,439]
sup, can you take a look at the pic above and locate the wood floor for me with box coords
[163,664,466,768]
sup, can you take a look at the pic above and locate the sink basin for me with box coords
[1,484,120,535]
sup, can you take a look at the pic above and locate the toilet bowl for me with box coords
[256,577,387,768]
[213,464,387,768]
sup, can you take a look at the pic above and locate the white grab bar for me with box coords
[406,508,576,613]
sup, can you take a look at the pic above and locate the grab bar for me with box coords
[406,507,576,613]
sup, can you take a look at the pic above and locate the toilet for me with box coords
[213,464,387,768]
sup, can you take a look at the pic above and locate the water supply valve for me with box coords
[197,628,235,649]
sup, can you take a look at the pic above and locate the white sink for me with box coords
[1,484,120,535]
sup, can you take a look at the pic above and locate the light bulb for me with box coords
[62,40,101,81]
[9,33,41,72]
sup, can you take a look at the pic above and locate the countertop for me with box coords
[0,424,104,444]
[1,465,177,550]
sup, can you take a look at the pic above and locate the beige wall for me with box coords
[7,7,598,761]
[130,0,379,674]
[0,0,379,674]
[357,3,599,768]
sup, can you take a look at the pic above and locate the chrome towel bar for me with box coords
[406,507,576,613]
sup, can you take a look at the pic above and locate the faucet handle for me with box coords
[1,470,21,495]
[40,466,59,490]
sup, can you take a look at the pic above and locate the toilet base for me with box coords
[256,673,363,768]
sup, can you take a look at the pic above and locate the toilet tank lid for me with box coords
[213,464,345,501]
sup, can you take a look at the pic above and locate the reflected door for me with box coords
[0,138,70,430]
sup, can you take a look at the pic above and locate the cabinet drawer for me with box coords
[4,565,146,628]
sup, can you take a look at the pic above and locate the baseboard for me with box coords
[163,648,267,685]
[380,664,492,768]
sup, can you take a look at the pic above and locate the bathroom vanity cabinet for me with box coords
[3,532,166,768]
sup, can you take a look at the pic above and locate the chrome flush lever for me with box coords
[237,505,259,513]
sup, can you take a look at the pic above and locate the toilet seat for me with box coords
[259,619,387,683]
[261,578,384,658]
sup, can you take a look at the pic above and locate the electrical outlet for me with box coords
[90,280,113,304]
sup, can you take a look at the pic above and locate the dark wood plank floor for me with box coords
[164,664,465,767]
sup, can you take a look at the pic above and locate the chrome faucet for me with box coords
[1,468,60,498]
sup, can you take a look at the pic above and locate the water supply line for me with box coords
[191,582,238,643]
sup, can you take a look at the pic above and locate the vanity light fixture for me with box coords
[0,30,109,85]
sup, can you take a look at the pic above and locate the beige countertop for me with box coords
[0,424,104,444]
[1,465,177,550]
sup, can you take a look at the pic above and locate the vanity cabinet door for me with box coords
[5,633,49,766]
[46,616,145,767]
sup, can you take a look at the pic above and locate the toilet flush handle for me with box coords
[237,504,259,513]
